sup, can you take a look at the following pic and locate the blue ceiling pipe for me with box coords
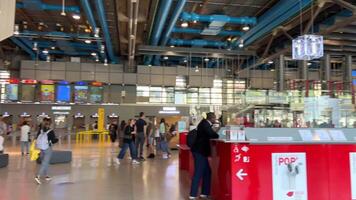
[153,0,187,66]
[16,1,80,13]
[47,50,93,56]
[236,0,313,47]
[21,30,96,39]
[36,41,98,50]
[94,0,118,63]
[169,38,228,48]
[80,0,106,61]
[144,0,174,65]
[172,27,244,37]
[10,37,36,60]
[180,12,257,25]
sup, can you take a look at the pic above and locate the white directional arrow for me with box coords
[236,169,248,181]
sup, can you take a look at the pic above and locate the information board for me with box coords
[5,84,18,101]
[40,84,54,102]
[89,86,103,103]
[56,85,71,102]
[74,85,88,103]
[21,84,36,102]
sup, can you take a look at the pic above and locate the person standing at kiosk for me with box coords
[189,112,219,199]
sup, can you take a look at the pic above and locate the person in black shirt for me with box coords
[189,112,219,199]
[115,119,140,165]
[109,121,118,143]
[135,112,147,160]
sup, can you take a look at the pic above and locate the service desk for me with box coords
[210,128,356,200]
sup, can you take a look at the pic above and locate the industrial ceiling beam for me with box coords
[332,0,356,12]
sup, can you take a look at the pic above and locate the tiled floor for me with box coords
[0,141,191,200]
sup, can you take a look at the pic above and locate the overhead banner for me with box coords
[272,153,308,200]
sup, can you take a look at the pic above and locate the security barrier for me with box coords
[75,130,110,144]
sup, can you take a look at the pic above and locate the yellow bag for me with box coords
[29,140,40,161]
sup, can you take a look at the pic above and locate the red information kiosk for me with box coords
[209,128,356,200]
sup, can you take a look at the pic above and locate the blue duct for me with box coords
[16,1,80,13]
[80,0,106,61]
[94,0,118,63]
[180,12,257,25]
[47,50,93,56]
[152,0,187,66]
[172,27,244,37]
[144,0,174,65]
[10,37,36,60]
[237,0,313,47]
[21,30,95,39]
[169,38,228,48]
[36,41,97,50]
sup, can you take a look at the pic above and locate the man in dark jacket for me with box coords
[189,112,219,199]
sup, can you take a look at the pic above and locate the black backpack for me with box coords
[187,129,197,148]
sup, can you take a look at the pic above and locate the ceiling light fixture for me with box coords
[268,60,274,64]
[242,25,250,31]
[227,37,232,42]
[85,40,92,44]
[183,59,187,63]
[33,42,38,51]
[193,20,197,23]
[104,59,108,66]
[195,66,199,72]
[181,22,188,28]
[307,62,312,66]
[270,69,275,72]
[42,50,49,54]
[94,28,100,38]
[163,56,169,60]
[204,58,209,62]
[13,25,19,35]
[95,56,99,62]
[148,64,152,67]
[72,14,81,20]
[91,52,97,56]
[170,45,175,48]
[46,55,51,63]
[100,45,105,54]
[61,0,66,16]
[51,46,56,50]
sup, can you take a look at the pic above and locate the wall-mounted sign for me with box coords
[52,106,71,111]
[53,111,70,115]
[159,107,180,114]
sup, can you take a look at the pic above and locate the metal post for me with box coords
[300,60,308,80]
[323,54,331,94]
[345,55,353,91]
[277,54,285,91]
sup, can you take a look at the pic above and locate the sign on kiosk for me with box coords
[350,153,356,199]
[272,153,308,200]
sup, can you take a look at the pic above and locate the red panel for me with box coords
[211,141,356,200]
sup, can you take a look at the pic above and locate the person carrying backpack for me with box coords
[189,112,219,200]
[34,118,58,185]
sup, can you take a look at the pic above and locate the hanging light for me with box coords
[85,40,92,44]
[42,49,49,54]
[46,55,51,63]
[193,20,197,24]
[195,66,199,72]
[100,45,105,54]
[238,40,244,48]
[170,45,175,48]
[51,46,56,50]
[148,64,152,67]
[242,25,250,31]
[91,52,97,56]
[268,60,274,64]
[307,62,312,66]
[72,14,81,20]
[33,42,38,51]
[181,22,189,28]
[13,25,19,35]
[104,59,108,66]
[95,56,99,62]
[163,56,169,60]
[204,58,209,62]
[61,0,66,16]
[94,28,100,38]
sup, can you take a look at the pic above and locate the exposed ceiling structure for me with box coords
[1,0,356,71]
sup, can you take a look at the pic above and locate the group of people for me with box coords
[107,112,177,165]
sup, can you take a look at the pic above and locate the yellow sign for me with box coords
[98,108,105,131]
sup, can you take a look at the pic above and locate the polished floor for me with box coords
[0,140,191,200]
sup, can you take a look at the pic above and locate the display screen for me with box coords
[40,85,55,102]
[21,84,36,102]
[352,70,356,77]
[74,85,88,102]
[56,85,71,102]
[5,84,18,101]
[89,86,103,103]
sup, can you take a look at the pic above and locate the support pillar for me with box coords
[345,55,353,90]
[277,54,285,91]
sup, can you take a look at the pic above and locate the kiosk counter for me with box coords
[210,128,356,200]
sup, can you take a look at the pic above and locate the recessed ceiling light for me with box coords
[163,56,169,60]
[85,40,92,44]
[91,52,97,56]
[181,22,188,28]
[72,14,81,20]
[242,25,250,31]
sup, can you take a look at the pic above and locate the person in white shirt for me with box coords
[20,121,31,156]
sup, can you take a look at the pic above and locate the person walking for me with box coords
[35,118,58,185]
[118,120,126,147]
[115,119,140,165]
[109,121,118,144]
[20,121,31,156]
[135,112,147,160]
[159,118,170,159]
[189,112,219,199]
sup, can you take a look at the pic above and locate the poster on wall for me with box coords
[272,153,308,200]
[74,85,88,103]
[56,85,71,102]
[40,85,55,102]
[350,153,356,199]
[5,84,18,101]
[21,85,36,102]
[89,86,103,103]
